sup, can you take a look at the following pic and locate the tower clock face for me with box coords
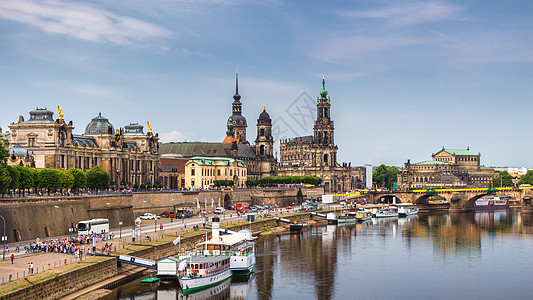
[239,130,243,134]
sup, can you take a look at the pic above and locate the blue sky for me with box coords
[0,0,532,167]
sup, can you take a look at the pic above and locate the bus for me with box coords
[235,203,249,214]
[77,218,109,235]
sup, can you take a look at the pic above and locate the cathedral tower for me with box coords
[227,69,248,144]
[313,76,337,166]
[255,106,273,158]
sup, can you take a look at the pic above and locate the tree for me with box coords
[67,168,86,192]
[7,165,20,194]
[38,168,62,194]
[0,165,11,196]
[492,171,515,187]
[60,170,75,191]
[14,165,33,196]
[214,180,234,187]
[86,166,110,191]
[373,164,400,190]
[519,170,533,186]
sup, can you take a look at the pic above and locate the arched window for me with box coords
[260,145,265,156]
[323,154,328,166]
[191,168,195,176]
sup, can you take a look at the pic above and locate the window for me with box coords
[28,137,36,147]
[230,169,233,176]
[217,169,221,176]
[191,169,195,176]
[59,155,65,169]
[260,128,265,136]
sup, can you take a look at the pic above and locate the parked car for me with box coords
[249,206,258,212]
[140,213,159,220]
[214,207,225,214]
[286,206,292,209]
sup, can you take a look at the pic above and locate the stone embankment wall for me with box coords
[0,187,323,243]
[2,212,317,299]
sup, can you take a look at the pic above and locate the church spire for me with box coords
[233,68,241,101]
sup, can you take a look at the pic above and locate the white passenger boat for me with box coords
[373,206,399,218]
[355,209,372,222]
[175,217,256,294]
[398,204,419,217]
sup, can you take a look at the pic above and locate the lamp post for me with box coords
[0,214,6,260]
[54,205,74,239]
[143,200,157,234]
[106,203,122,239]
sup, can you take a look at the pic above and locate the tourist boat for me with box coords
[177,255,231,295]
[355,209,372,222]
[398,204,419,217]
[372,206,399,218]
[474,196,509,209]
[175,217,256,294]
[337,209,358,224]
[326,213,338,225]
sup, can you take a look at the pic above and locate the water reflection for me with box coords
[109,209,533,300]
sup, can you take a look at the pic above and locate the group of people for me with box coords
[21,232,115,258]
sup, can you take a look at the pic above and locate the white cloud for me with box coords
[339,1,463,26]
[160,130,186,142]
[0,0,172,46]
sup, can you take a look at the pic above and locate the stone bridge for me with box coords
[342,187,533,211]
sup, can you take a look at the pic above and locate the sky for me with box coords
[0,0,532,168]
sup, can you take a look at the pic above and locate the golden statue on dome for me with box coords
[57,106,64,120]
[147,121,152,133]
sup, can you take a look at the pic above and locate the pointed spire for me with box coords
[320,75,328,97]
[233,68,241,101]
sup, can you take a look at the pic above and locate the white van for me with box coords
[214,207,225,214]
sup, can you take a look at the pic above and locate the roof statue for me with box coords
[57,106,64,120]
[147,121,152,133]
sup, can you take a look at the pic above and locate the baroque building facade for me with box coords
[8,108,159,187]
[160,70,276,184]
[397,147,499,190]
[184,156,247,188]
[277,77,363,193]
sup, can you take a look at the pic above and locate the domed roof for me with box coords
[258,107,270,120]
[85,112,114,135]
[9,144,33,157]
[229,114,247,126]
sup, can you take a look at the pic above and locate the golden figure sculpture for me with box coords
[147,121,152,133]
[57,106,64,120]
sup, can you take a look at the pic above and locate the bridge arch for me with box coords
[373,194,405,204]
[414,194,449,205]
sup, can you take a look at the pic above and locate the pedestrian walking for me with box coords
[10,253,14,264]
[30,262,34,274]
[27,262,31,274]
[16,243,20,253]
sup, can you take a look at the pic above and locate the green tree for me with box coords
[14,166,33,196]
[373,164,400,190]
[38,168,62,194]
[492,171,515,187]
[518,170,533,186]
[214,180,234,187]
[7,165,20,193]
[29,168,40,193]
[67,168,86,192]
[86,166,110,191]
[60,169,75,191]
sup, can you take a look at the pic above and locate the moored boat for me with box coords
[373,206,399,218]
[326,213,338,225]
[398,204,419,217]
[355,209,372,222]
[177,255,231,295]
[474,196,509,210]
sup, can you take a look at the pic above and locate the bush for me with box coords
[140,183,146,189]
[133,183,139,189]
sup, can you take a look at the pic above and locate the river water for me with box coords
[104,209,533,300]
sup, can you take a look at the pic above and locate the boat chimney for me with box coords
[212,217,220,242]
